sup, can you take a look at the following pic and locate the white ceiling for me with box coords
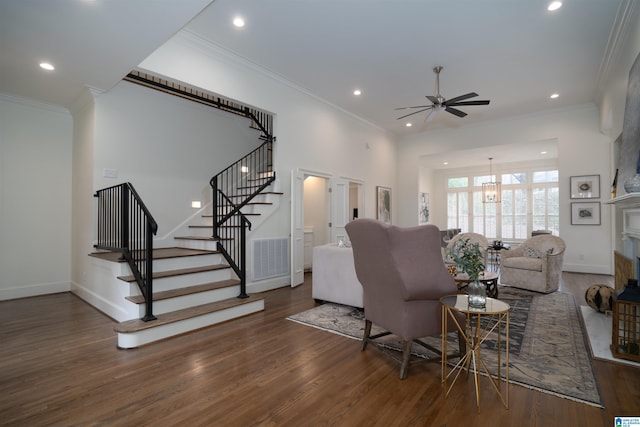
[0,0,214,108]
[185,0,625,136]
[0,0,627,144]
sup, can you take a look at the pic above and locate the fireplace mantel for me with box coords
[608,193,640,244]
[606,193,640,209]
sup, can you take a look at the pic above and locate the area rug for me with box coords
[580,305,640,368]
[287,287,603,407]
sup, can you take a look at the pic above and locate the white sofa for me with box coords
[312,244,363,308]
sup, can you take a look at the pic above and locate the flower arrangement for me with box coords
[448,237,485,281]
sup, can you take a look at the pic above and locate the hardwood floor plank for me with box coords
[1,272,639,426]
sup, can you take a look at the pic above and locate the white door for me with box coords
[290,170,305,287]
[331,177,349,243]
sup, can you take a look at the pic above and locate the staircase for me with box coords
[91,133,281,348]
[90,246,264,349]
[91,179,281,348]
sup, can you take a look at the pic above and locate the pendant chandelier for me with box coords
[482,157,501,203]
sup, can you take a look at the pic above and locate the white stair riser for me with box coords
[135,285,241,316]
[175,239,219,251]
[187,227,215,238]
[117,299,265,349]
[108,254,222,276]
[151,253,222,270]
[150,269,232,292]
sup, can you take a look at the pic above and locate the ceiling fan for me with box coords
[395,66,490,122]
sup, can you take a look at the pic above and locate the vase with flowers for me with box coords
[448,237,486,309]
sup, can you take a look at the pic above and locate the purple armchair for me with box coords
[345,218,464,379]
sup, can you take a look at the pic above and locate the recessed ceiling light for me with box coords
[405,122,412,127]
[39,62,55,71]
[443,162,449,165]
[550,93,559,99]
[548,1,562,11]
[353,89,361,96]
[233,16,245,27]
[541,151,548,155]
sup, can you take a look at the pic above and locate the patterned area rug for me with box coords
[287,287,603,407]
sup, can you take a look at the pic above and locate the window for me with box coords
[446,165,559,241]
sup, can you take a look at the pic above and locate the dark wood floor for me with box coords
[1,272,639,426]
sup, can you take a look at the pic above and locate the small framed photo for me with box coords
[418,192,429,224]
[571,202,601,225]
[570,175,600,199]
[376,186,391,224]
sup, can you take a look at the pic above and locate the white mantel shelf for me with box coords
[606,193,640,208]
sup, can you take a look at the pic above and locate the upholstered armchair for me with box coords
[345,219,464,379]
[500,234,566,293]
[444,232,489,269]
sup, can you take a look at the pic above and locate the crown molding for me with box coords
[596,0,637,99]
[0,93,70,116]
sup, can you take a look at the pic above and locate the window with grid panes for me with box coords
[445,167,558,240]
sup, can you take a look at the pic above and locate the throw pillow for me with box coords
[524,247,543,258]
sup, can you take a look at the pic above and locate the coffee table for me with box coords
[441,295,510,412]
[453,271,499,298]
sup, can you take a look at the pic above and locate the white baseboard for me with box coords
[70,281,130,322]
[562,263,611,275]
[247,275,290,293]
[0,281,70,301]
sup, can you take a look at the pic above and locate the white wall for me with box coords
[139,31,397,240]
[0,96,72,299]
[93,80,260,241]
[397,105,612,274]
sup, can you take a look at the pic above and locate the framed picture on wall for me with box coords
[570,175,600,199]
[377,186,391,224]
[418,192,429,224]
[571,202,601,225]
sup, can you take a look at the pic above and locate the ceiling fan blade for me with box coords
[445,106,467,118]
[448,100,491,106]
[394,105,431,110]
[426,95,440,104]
[396,107,432,120]
[424,109,437,123]
[443,92,478,105]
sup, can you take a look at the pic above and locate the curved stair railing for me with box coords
[94,183,158,321]
[210,138,275,298]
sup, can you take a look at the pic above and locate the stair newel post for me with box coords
[120,185,129,261]
[238,215,248,299]
[142,218,157,322]
[211,176,219,239]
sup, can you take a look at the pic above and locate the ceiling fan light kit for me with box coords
[395,66,490,121]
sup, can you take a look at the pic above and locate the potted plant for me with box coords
[448,237,486,308]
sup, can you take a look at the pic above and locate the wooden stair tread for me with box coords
[117,264,230,283]
[201,213,260,217]
[114,295,263,333]
[125,279,241,304]
[89,247,218,263]
[174,235,236,242]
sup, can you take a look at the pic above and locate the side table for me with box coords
[441,295,510,412]
[486,243,510,272]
